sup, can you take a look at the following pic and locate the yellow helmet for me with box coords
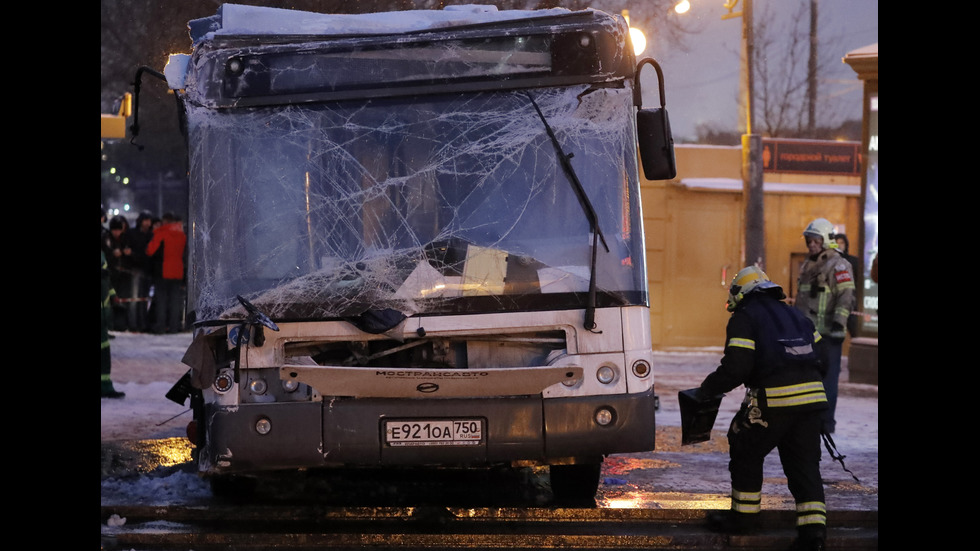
[727,266,784,312]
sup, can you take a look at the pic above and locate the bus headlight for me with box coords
[594,407,615,426]
[631,359,651,378]
[282,379,299,393]
[248,378,268,395]
[214,372,234,393]
[596,365,616,384]
[255,417,272,435]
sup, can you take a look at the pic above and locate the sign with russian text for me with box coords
[762,139,861,175]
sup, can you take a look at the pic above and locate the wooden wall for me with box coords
[642,144,861,349]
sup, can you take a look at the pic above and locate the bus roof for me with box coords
[188,4,582,45]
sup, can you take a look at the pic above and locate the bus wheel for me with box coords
[549,463,601,504]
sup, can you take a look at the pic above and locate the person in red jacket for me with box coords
[146,212,187,333]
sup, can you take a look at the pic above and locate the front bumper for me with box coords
[199,388,657,474]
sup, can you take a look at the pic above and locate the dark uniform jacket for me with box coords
[701,292,828,412]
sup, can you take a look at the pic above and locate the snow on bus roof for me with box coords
[168,3,600,99]
[189,3,577,44]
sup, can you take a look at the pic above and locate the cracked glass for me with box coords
[181,22,647,325]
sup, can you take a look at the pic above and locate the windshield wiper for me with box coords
[525,91,608,332]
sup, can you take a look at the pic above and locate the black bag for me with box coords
[678,388,723,445]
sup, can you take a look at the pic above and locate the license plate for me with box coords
[384,418,483,447]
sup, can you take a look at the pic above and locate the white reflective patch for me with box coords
[784,344,813,356]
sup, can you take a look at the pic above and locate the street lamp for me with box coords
[621,10,647,56]
[630,27,647,56]
[674,0,764,269]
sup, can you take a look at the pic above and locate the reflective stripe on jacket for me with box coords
[761,381,827,408]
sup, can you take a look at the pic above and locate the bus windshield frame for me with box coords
[180,10,647,324]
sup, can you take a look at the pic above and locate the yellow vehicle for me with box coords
[101,93,131,139]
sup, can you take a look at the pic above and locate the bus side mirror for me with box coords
[635,58,676,181]
[637,108,676,181]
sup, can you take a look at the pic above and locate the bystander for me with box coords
[101,250,125,399]
[146,213,187,334]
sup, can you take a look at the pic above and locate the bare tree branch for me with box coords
[745,0,852,139]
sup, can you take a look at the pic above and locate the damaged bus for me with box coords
[157,3,676,501]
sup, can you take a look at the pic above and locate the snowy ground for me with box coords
[101,331,878,509]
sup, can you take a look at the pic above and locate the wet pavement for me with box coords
[101,331,878,512]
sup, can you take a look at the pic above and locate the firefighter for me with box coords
[700,266,827,551]
[102,250,125,399]
[794,218,856,434]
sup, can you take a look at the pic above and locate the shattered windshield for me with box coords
[186,84,646,322]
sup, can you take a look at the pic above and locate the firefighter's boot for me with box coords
[102,379,126,399]
[786,526,826,551]
[705,510,759,534]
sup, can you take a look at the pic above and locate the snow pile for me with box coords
[102,468,211,505]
